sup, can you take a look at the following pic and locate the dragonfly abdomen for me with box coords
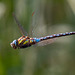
[39,32,75,41]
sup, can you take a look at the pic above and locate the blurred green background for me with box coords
[0,0,75,75]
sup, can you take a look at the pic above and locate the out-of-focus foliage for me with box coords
[0,0,75,75]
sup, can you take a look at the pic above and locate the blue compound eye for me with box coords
[13,40,17,46]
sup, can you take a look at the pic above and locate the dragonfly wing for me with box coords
[13,13,28,36]
[36,38,56,46]
[29,9,40,37]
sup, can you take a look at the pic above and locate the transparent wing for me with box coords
[29,9,41,37]
[13,13,28,36]
[36,38,55,46]
[29,8,48,38]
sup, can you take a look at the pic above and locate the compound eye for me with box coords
[13,40,17,46]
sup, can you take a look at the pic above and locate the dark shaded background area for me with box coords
[0,0,75,75]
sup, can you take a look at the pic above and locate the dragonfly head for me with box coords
[10,40,17,49]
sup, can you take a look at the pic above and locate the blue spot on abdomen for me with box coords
[34,38,40,42]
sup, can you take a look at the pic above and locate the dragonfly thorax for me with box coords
[17,36,32,48]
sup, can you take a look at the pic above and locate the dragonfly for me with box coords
[10,13,75,49]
